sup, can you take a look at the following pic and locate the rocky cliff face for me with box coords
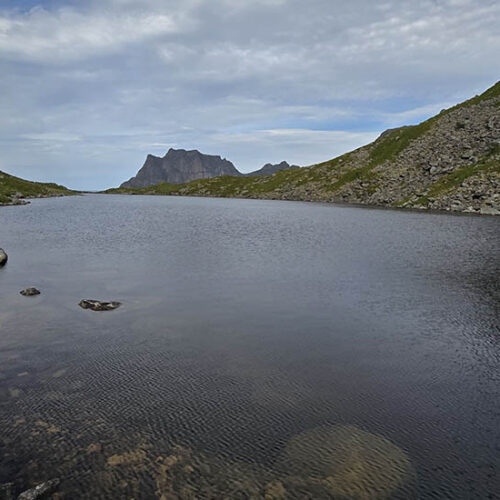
[121,149,241,188]
[245,161,299,177]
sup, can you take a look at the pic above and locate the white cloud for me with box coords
[0,5,190,62]
[0,0,499,189]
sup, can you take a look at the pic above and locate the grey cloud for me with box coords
[0,0,498,190]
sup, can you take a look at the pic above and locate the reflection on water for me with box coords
[0,195,499,499]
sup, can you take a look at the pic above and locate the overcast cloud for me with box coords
[0,0,498,190]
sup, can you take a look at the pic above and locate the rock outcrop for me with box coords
[79,299,121,311]
[121,149,241,188]
[20,287,40,296]
[0,248,7,267]
[120,150,300,188]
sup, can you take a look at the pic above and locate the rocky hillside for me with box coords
[121,149,241,188]
[0,170,75,206]
[244,161,299,177]
[109,81,500,215]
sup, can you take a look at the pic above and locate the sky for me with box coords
[0,0,499,190]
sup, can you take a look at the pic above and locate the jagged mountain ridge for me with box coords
[109,81,500,215]
[120,149,297,188]
[244,161,299,177]
[120,149,241,188]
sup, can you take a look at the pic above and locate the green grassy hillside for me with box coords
[0,170,76,205]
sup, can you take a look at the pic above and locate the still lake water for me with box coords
[0,194,499,499]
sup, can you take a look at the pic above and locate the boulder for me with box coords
[79,299,121,311]
[0,248,7,267]
[20,288,40,296]
[480,206,500,216]
[18,479,60,500]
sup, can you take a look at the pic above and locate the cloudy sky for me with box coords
[0,0,499,190]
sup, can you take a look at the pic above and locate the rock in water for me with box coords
[79,299,121,311]
[20,287,40,296]
[0,248,7,267]
[18,479,60,500]
[0,482,14,500]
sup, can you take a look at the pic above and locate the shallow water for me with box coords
[0,194,499,499]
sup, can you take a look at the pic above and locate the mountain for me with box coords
[0,170,75,206]
[245,161,299,177]
[121,149,298,188]
[120,149,241,188]
[108,81,500,215]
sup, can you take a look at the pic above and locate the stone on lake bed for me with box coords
[79,299,122,311]
[20,287,41,296]
[0,248,7,267]
[18,478,60,500]
[0,482,14,500]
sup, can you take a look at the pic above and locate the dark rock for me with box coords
[121,149,241,188]
[18,479,60,500]
[20,287,40,296]
[0,248,7,267]
[0,482,14,500]
[79,299,121,311]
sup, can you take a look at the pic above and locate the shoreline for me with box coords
[100,191,500,217]
[2,191,498,216]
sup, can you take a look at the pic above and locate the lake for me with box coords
[0,194,499,499]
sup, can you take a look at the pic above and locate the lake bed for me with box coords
[0,194,499,499]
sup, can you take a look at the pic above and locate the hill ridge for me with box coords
[108,81,500,215]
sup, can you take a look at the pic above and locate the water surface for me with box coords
[0,195,499,499]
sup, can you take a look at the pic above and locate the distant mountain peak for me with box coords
[121,148,241,188]
[120,149,300,188]
[244,161,299,177]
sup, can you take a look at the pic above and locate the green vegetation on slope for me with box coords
[106,80,500,209]
[414,154,500,207]
[326,80,500,184]
[343,81,500,178]
[0,170,75,205]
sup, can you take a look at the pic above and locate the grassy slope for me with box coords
[105,81,500,202]
[0,170,75,205]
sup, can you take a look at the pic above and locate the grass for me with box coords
[0,170,75,205]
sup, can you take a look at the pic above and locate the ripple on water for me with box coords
[0,196,499,498]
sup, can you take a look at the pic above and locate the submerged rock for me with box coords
[20,287,40,296]
[0,248,7,267]
[277,424,416,500]
[0,482,14,500]
[18,479,60,500]
[79,299,121,311]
